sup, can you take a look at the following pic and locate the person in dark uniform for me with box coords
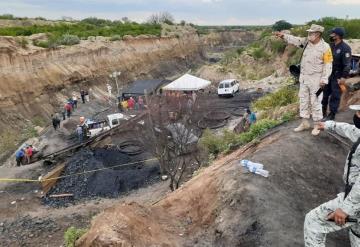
[322,27,352,121]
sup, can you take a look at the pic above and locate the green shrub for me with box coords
[58,34,80,46]
[34,16,47,21]
[32,116,47,127]
[308,17,360,40]
[251,47,270,60]
[16,37,28,48]
[260,29,272,39]
[236,47,245,55]
[33,34,59,48]
[220,49,239,65]
[238,119,279,144]
[281,111,297,123]
[110,34,121,41]
[81,17,112,26]
[0,131,17,153]
[0,21,162,41]
[33,40,50,48]
[200,119,280,157]
[249,41,260,49]
[22,125,38,139]
[200,129,226,155]
[252,86,298,111]
[291,25,308,37]
[270,39,286,54]
[64,227,87,247]
[0,14,15,20]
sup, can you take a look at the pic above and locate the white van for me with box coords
[217,79,239,97]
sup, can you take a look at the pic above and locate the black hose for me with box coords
[198,119,227,129]
[117,140,144,155]
[204,111,231,121]
[230,108,245,117]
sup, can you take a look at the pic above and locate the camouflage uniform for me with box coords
[304,121,360,246]
[283,34,333,121]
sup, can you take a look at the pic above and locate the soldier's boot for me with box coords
[321,106,328,121]
[327,111,336,121]
[294,119,311,132]
[311,123,321,136]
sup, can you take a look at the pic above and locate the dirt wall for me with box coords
[0,34,202,130]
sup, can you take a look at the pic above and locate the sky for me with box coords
[1,0,360,25]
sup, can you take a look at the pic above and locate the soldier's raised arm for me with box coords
[274,31,307,48]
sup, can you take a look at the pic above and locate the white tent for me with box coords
[163,74,211,91]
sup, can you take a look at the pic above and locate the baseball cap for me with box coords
[330,27,345,37]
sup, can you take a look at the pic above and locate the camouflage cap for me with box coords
[306,24,325,33]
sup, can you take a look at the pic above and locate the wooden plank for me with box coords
[49,193,73,198]
[41,163,65,194]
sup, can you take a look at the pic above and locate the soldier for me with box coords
[322,27,352,121]
[304,105,360,247]
[275,24,333,135]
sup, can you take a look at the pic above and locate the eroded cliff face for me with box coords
[0,30,256,120]
[0,30,257,156]
[0,34,202,126]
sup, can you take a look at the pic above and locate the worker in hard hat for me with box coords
[304,105,360,246]
[275,24,333,136]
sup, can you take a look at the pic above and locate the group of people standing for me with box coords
[119,96,144,112]
[276,25,359,246]
[275,24,352,135]
[51,89,89,131]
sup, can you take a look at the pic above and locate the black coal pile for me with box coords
[0,215,59,246]
[43,148,160,207]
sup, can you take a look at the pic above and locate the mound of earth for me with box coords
[77,111,355,247]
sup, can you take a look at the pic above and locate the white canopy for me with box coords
[163,74,211,91]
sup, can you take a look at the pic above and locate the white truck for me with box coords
[86,113,131,138]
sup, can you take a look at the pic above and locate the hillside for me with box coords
[78,111,353,246]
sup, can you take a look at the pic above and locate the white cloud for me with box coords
[327,0,360,5]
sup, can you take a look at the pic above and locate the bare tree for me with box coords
[147,12,174,25]
[139,93,201,191]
